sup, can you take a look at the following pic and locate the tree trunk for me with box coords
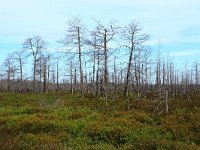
[123,38,134,98]
[56,62,59,92]
[78,27,84,98]
[33,57,36,93]
[19,58,23,93]
[43,60,47,93]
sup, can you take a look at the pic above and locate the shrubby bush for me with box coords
[0,93,199,149]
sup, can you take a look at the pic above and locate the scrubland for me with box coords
[0,93,200,150]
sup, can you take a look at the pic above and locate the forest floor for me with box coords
[0,92,200,150]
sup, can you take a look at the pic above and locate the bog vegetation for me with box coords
[0,93,200,149]
[0,18,200,149]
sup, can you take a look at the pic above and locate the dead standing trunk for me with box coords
[122,22,149,100]
[95,20,118,105]
[23,36,46,93]
[77,27,84,98]
[123,35,134,98]
[33,56,37,93]
[43,59,47,93]
[19,57,23,93]
[103,29,109,105]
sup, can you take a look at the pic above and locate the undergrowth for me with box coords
[0,92,199,149]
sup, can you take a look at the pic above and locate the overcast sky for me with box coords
[0,0,200,66]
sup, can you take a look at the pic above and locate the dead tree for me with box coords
[46,53,52,92]
[43,58,47,93]
[95,20,118,105]
[121,21,149,99]
[153,89,169,115]
[23,36,46,93]
[86,30,103,97]
[13,50,26,93]
[63,17,86,98]
[56,61,59,92]
[3,55,16,92]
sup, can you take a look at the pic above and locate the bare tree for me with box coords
[56,61,59,92]
[86,30,102,97]
[121,21,149,99]
[13,50,26,93]
[95,20,118,105]
[3,55,16,92]
[23,36,46,93]
[63,17,86,98]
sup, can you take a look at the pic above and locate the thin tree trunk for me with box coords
[33,57,36,93]
[104,29,108,106]
[123,37,134,98]
[70,61,74,94]
[43,60,47,93]
[78,27,84,98]
[56,62,59,92]
[96,48,100,98]
[19,58,23,93]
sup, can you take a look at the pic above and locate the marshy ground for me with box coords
[0,93,200,150]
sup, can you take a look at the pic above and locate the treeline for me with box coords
[0,17,199,103]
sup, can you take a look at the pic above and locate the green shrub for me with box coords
[68,112,85,120]
[57,132,71,143]
[87,143,116,150]
[68,120,86,136]
[84,123,104,142]
[131,110,153,124]
[123,138,198,150]
[16,115,66,134]
[105,126,129,146]
[0,93,200,149]
[111,118,131,126]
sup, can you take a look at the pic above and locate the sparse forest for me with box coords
[0,18,200,149]
[1,18,200,104]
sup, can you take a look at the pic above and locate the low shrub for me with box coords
[16,115,66,134]
[68,120,86,136]
[84,123,104,142]
[0,93,200,149]
[131,110,153,124]
[68,112,85,120]
[104,126,129,146]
